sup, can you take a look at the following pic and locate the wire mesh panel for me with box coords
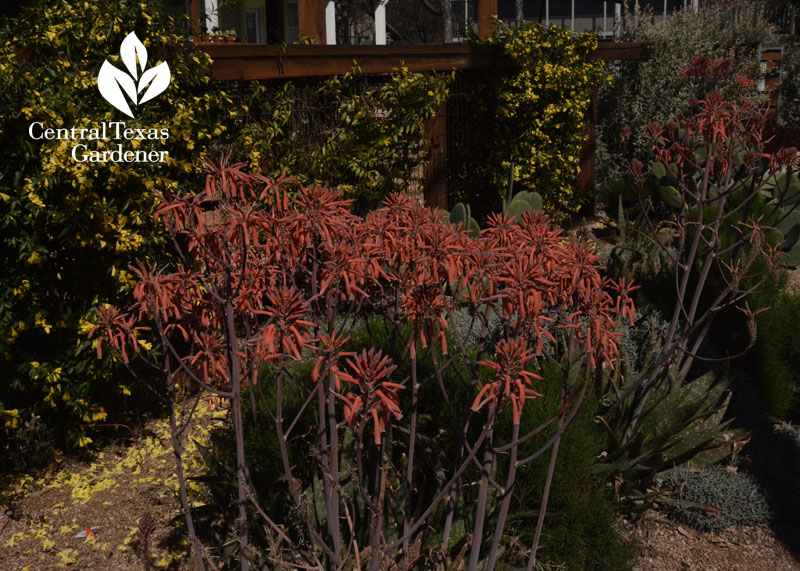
[442,70,476,208]
[209,74,439,205]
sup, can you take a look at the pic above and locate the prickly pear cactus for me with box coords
[761,171,800,267]
[658,185,683,210]
[445,183,543,238]
[446,202,481,237]
[503,188,544,221]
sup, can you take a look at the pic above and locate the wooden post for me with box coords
[578,91,597,215]
[298,0,326,45]
[759,47,783,121]
[477,0,497,39]
[424,102,448,210]
[189,0,201,34]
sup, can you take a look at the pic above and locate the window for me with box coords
[245,8,261,43]
[286,0,299,44]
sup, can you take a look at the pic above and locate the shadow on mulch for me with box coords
[728,369,800,562]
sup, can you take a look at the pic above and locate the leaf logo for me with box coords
[97,32,170,118]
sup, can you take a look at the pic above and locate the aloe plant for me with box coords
[596,355,747,500]
[444,160,545,236]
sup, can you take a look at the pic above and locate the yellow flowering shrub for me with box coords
[456,23,611,215]
[0,0,232,454]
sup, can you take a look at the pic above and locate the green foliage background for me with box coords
[0,0,233,449]
[0,1,471,456]
[751,287,800,419]
[496,362,636,570]
[455,23,610,216]
[780,40,800,128]
[597,1,778,186]
[193,320,635,569]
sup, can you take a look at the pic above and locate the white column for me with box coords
[692,0,699,12]
[375,0,387,45]
[664,0,668,25]
[204,0,218,32]
[326,0,336,45]
[545,0,549,27]
[615,2,622,38]
[571,0,575,31]
[604,2,607,37]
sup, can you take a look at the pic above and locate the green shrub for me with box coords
[740,423,800,528]
[663,466,771,532]
[505,362,637,570]
[193,322,636,569]
[457,22,610,216]
[597,1,778,186]
[751,288,800,419]
[780,41,800,128]
[0,0,232,450]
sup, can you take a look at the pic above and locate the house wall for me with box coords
[216,0,267,42]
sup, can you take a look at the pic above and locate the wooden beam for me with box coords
[590,41,651,61]
[201,44,504,80]
[298,0,326,45]
[198,42,650,81]
[477,0,497,39]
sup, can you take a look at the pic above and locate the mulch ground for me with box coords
[0,399,225,570]
[3,395,800,570]
[627,511,800,571]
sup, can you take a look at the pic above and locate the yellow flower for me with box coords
[56,548,78,566]
[3,409,20,429]
[27,192,46,208]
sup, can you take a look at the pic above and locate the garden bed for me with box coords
[628,511,799,571]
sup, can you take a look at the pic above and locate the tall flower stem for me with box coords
[487,420,520,569]
[467,425,494,570]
